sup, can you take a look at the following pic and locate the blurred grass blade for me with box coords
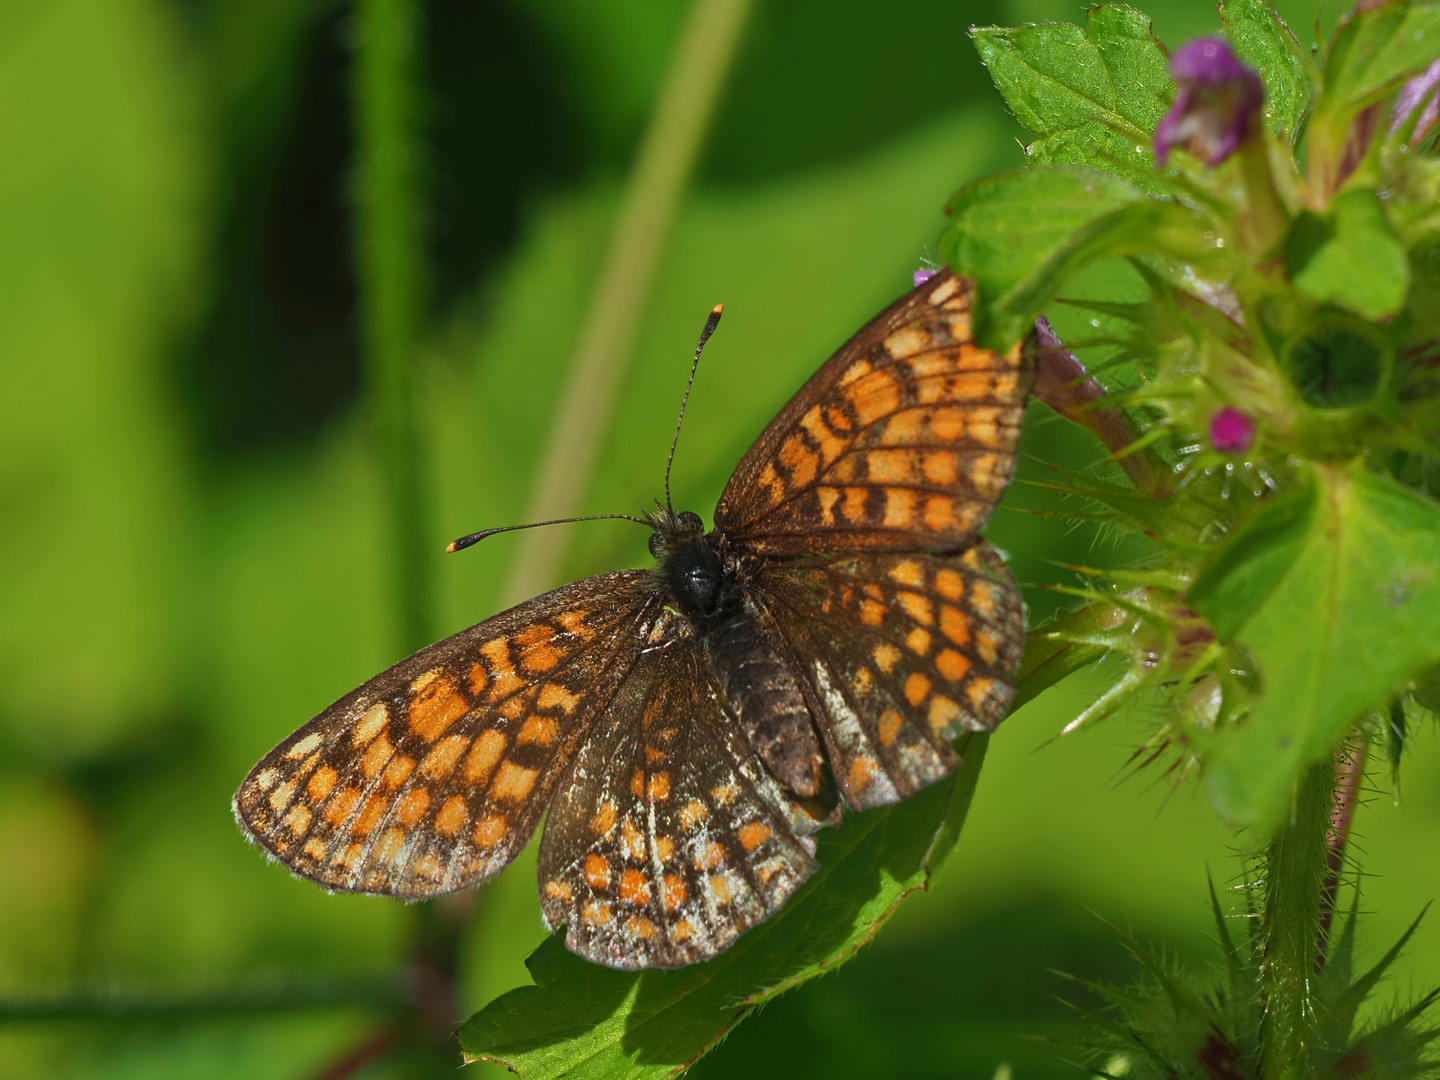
[502,0,755,607]
[354,0,433,654]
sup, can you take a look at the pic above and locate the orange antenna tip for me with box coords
[711,303,724,316]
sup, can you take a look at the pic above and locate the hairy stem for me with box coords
[354,0,432,657]
[1316,739,1367,968]
[1260,759,1336,1079]
[501,0,754,607]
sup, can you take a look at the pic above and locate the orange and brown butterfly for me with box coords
[233,270,1032,970]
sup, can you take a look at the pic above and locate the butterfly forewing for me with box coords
[537,623,820,969]
[756,543,1025,811]
[716,272,1032,555]
[233,573,654,898]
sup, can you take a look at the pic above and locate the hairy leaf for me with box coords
[942,167,1142,347]
[970,5,1172,190]
[1192,465,1440,829]
[1221,0,1316,140]
[457,735,989,1079]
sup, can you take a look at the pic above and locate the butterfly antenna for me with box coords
[664,303,724,514]
[445,514,651,554]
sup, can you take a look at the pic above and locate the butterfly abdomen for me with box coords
[704,606,825,799]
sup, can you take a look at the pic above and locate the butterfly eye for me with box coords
[648,532,666,558]
[678,511,703,533]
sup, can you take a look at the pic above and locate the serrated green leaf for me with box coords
[1221,0,1316,140]
[970,5,1171,189]
[1285,189,1411,320]
[1196,465,1440,829]
[941,167,1142,347]
[456,735,989,1079]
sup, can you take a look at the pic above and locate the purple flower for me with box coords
[913,268,938,288]
[1209,406,1255,455]
[1391,56,1440,142]
[1154,38,1265,165]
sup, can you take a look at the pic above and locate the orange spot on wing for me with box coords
[361,732,394,780]
[590,801,617,836]
[906,627,932,655]
[670,919,694,942]
[779,433,819,488]
[934,568,965,601]
[326,787,361,826]
[626,915,658,940]
[654,835,675,863]
[467,662,488,697]
[897,591,935,626]
[923,451,960,486]
[872,642,901,673]
[905,672,933,706]
[884,325,932,357]
[307,765,337,802]
[923,494,956,532]
[883,488,916,528]
[490,762,538,803]
[842,486,869,524]
[695,841,724,871]
[538,682,580,714]
[679,800,708,829]
[516,623,561,673]
[936,648,972,682]
[408,673,469,742]
[877,709,904,745]
[738,822,771,852]
[646,772,671,801]
[354,794,389,836]
[545,879,573,901]
[839,358,872,386]
[582,900,612,926]
[435,795,468,836]
[709,874,734,907]
[619,868,650,905]
[480,638,523,700]
[351,703,388,746]
[585,853,612,890]
[940,605,971,645]
[847,370,901,426]
[517,714,559,747]
[395,787,430,826]
[283,804,311,836]
[710,782,739,807]
[620,819,646,861]
[421,734,470,781]
[663,873,686,913]
[928,695,962,733]
[472,814,507,849]
[557,608,596,642]
[463,730,507,783]
[848,755,877,793]
[887,559,925,588]
[383,754,415,789]
[800,405,847,466]
[859,600,886,627]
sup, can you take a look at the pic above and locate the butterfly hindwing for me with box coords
[233,573,654,898]
[537,621,820,969]
[716,271,1032,555]
[756,543,1025,810]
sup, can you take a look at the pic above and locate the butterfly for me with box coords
[233,269,1032,970]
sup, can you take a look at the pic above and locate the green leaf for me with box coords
[1194,465,1440,829]
[1221,0,1316,140]
[1188,475,1317,642]
[970,5,1172,190]
[1317,1,1440,119]
[941,167,1143,347]
[1285,189,1411,320]
[457,735,990,1079]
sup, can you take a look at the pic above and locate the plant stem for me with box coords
[1316,739,1367,968]
[1260,759,1336,1080]
[354,0,432,657]
[500,0,754,608]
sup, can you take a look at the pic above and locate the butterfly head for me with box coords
[647,507,740,625]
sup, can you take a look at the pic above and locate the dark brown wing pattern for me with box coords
[715,271,1031,555]
[756,543,1024,811]
[233,573,655,898]
[537,619,821,969]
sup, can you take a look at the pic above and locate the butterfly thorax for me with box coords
[647,506,825,798]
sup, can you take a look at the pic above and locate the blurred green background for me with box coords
[3,0,1436,1077]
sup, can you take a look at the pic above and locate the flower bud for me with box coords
[1390,56,1440,143]
[1154,38,1264,166]
[1208,405,1255,455]
[913,268,937,288]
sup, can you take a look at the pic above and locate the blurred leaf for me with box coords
[1315,1,1440,119]
[1285,190,1410,320]
[970,6,1172,190]
[457,736,989,1079]
[1196,465,1440,829]
[941,167,1143,347]
[1221,0,1316,140]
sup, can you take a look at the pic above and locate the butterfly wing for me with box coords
[537,616,821,969]
[754,543,1025,811]
[715,271,1031,556]
[233,572,657,898]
